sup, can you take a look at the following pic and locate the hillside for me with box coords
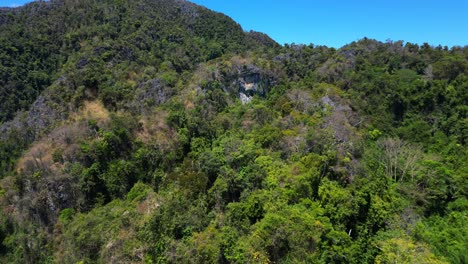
[0,0,466,263]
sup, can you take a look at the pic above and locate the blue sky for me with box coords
[1,0,467,48]
[189,0,468,47]
[0,0,28,7]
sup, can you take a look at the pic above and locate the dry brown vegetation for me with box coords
[70,100,110,124]
[16,100,110,175]
[136,110,178,152]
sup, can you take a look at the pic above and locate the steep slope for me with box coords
[0,0,272,175]
[0,0,466,263]
[0,0,251,123]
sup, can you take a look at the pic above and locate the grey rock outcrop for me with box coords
[130,78,173,114]
[231,64,274,104]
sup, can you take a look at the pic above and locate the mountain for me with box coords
[0,0,466,263]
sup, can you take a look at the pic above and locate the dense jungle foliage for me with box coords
[0,0,466,263]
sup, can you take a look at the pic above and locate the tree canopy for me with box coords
[0,0,466,263]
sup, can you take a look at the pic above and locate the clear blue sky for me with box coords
[190,0,468,48]
[1,0,467,48]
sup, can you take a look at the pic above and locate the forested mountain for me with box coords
[0,0,466,263]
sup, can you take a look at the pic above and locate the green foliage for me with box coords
[319,179,356,227]
[56,183,156,263]
[414,201,468,264]
[375,233,448,264]
[0,1,466,263]
[231,200,330,263]
[58,208,76,225]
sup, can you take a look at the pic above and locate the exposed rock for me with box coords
[231,64,275,104]
[0,76,75,144]
[196,58,277,104]
[239,92,252,104]
[131,78,173,114]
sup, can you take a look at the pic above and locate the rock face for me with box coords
[234,65,273,104]
[196,57,279,105]
[239,92,252,104]
[0,77,73,143]
[131,78,174,114]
